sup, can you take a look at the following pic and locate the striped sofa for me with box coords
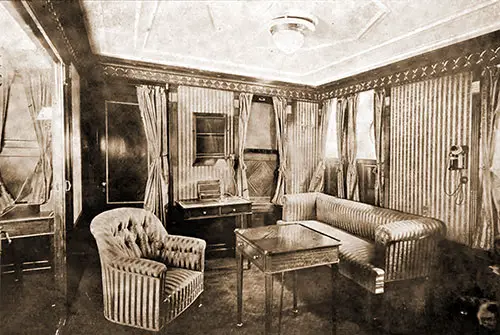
[90,208,206,331]
[279,193,446,295]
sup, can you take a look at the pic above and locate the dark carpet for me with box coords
[0,241,487,335]
[65,253,383,335]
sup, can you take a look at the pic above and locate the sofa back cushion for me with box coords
[316,193,418,240]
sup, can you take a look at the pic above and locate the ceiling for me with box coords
[80,0,500,86]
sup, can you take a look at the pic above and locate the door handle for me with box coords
[65,180,72,192]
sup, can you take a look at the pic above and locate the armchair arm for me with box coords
[107,256,167,278]
[282,193,318,221]
[375,219,445,246]
[161,235,206,271]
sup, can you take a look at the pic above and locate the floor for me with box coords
[0,223,497,335]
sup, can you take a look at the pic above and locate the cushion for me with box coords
[164,268,204,323]
[299,220,385,294]
[315,193,417,240]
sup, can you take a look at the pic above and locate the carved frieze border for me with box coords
[100,63,319,101]
[320,45,500,99]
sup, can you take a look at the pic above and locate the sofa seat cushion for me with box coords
[298,220,385,294]
[164,268,204,323]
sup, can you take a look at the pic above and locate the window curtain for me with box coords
[336,98,348,198]
[0,53,14,211]
[374,89,386,206]
[271,96,288,205]
[473,67,500,250]
[236,93,252,199]
[20,69,53,204]
[308,98,335,192]
[345,94,359,201]
[136,85,169,224]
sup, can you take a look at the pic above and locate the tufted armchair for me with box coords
[90,208,206,331]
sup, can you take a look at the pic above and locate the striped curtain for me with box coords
[136,85,169,224]
[0,53,14,211]
[308,98,335,192]
[271,96,288,205]
[236,93,252,199]
[21,69,53,204]
[346,94,359,201]
[473,67,500,250]
[336,98,348,198]
[374,89,386,206]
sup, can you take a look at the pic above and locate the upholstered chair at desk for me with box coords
[90,208,206,331]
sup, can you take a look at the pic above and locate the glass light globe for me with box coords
[272,29,304,55]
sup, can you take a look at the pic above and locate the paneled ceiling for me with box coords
[80,0,500,86]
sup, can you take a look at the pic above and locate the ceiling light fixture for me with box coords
[269,13,317,55]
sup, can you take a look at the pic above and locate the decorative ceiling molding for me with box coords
[23,0,95,71]
[320,43,500,99]
[99,61,319,101]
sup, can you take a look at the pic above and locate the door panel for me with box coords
[105,101,148,204]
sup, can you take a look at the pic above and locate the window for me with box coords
[193,112,227,164]
[324,98,338,158]
[356,90,376,159]
[246,99,276,151]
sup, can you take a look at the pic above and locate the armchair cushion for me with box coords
[164,268,204,321]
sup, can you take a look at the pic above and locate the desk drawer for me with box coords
[184,206,220,219]
[221,203,251,215]
[1,218,54,239]
[236,237,264,270]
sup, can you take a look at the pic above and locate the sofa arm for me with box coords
[282,193,318,221]
[375,219,445,282]
[375,219,445,246]
[107,256,167,278]
[161,235,206,272]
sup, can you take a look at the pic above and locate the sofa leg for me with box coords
[197,293,203,308]
[367,292,384,328]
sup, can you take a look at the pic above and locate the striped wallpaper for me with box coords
[175,86,234,201]
[389,71,473,244]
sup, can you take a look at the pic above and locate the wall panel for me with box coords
[176,86,234,201]
[389,72,472,244]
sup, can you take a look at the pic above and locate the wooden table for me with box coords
[176,196,252,257]
[235,223,341,334]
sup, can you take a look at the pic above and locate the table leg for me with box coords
[331,264,338,335]
[236,250,244,327]
[292,271,298,314]
[265,273,273,335]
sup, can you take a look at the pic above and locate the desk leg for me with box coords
[265,273,273,335]
[236,250,243,327]
[292,271,298,313]
[331,264,338,335]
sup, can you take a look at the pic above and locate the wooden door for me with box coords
[94,82,149,211]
